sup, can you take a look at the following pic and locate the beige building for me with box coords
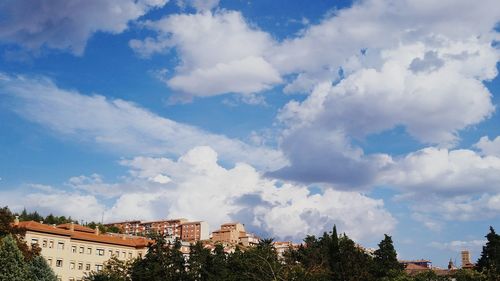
[16,220,150,281]
[211,222,259,246]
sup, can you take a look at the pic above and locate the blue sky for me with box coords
[1,0,499,267]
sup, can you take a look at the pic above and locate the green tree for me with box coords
[477,227,500,276]
[373,234,404,278]
[0,234,30,281]
[337,234,375,281]
[452,269,488,281]
[28,255,57,281]
[84,256,132,281]
[188,241,211,281]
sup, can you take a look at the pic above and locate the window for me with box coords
[69,278,74,281]
[57,242,64,250]
[138,253,142,258]
[49,240,54,248]
[70,262,75,270]
[128,252,132,259]
[78,263,83,270]
[85,264,91,271]
[31,238,39,245]
[71,246,77,253]
[96,248,104,256]
[47,258,52,266]
[108,250,113,256]
[95,264,103,272]
[122,251,126,258]
[42,240,47,248]
[115,250,119,256]
[56,259,63,267]
[79,246,84,254]
[87,247,92,255]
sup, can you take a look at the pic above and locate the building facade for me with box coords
[104,218,208,241]
[16,220,150,281]
[180,221,209,242]
[211,222,259,246]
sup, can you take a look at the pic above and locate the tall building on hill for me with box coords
[15,218,150,281]
[211,222,260,246]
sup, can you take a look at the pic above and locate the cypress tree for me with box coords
[0,234,30,281]
[373,234,403,278]
[476,226,500,275]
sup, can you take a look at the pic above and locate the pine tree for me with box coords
[0,234,30,281]
[373,234,403,278]
[476,226,500,275]
[28,255,57,281]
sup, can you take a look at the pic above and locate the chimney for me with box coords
[14,216,19,226]
[70,222,75,232]
[95,227,100,236]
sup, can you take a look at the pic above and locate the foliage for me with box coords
[84,256,132,281]
[28,255,58,281]
[477,227,500,277]
[0,234,30,281]
[373,234,404,278]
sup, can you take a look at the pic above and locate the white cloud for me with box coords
[430,239,486,253]
[176,0,219,12]
[474,136,500,157]
[0,0,169,55]
[278,42,496,146]
[130,10,281,98]
[381,147,500,195]
[113,146,397,242]
[0,74,286,171]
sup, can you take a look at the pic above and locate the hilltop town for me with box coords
[1,207,498,281]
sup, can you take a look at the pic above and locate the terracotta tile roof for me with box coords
[56,223,95,233]
[17,221,151,248]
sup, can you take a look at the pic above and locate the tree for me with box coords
[188,241,211,281]
[337,234,375,281]
[28,255,57,281]
[373,234,403,278]
[477,226,500,276]
[0,234,30,281]
[84,256,132,281]
[452,269,488,281]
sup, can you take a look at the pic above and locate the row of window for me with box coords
[31,237,138,259]
[47,258,102,272]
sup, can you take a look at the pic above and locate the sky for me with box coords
[0,0,499,268]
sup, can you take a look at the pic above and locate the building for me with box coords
[180,221,209,242]
[139,218,187,237]
[211,222,259,246]
[104,218,207,241]
[461,250,475,269]
[273,241,299,258]
[16,219,150,281]
[104,220,143,235]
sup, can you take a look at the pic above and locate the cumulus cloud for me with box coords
[0,74,286,171]
[475,136,500,157]
[0,0,168,55]
[380,147,500,223]
[114,146,396,241]
[130,10,281,99]
[381,147,500,195]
